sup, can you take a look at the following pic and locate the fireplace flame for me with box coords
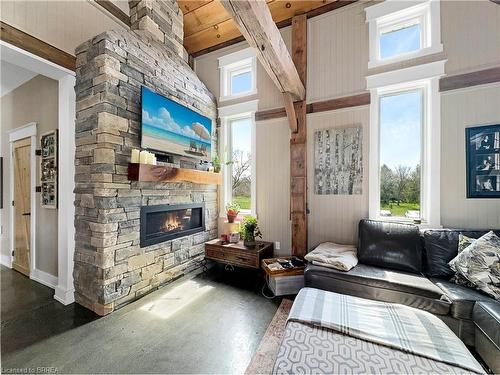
[163,214,181,232]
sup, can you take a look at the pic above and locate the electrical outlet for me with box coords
[275,241,280,250]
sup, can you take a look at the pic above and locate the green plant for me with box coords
[225,202,240,216]
[212,148,234,173]
[240,216,262,241]
[212,155,221,173]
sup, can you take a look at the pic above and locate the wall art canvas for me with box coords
[141,86,212,161]
[466,124,500,198]
[314,126,363,195]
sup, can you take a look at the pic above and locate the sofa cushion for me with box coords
[432,279,493,320]
[358,219,422,274]
[473,301,500,349]
[422,229,500,279]
[304,263,450,315]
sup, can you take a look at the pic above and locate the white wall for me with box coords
[1,75,59,276]
[0,0,125,55]
[441,84,500,229]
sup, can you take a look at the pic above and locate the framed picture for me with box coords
[40,130,58,208]
[466,124,500,198]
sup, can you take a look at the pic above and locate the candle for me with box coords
[152,156,157,165]
[139,150,148,164]
[131,149,140,163]
[146,152,155,165]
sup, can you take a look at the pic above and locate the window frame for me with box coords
[366,0,443,69]
[219,100,258,217]
[367,60,445,228]
[219,48,257,102]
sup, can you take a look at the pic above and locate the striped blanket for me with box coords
[289,288,484,374]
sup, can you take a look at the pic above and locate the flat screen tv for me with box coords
[141,86,212,161]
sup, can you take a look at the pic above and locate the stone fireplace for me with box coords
[140,203,205,247]
[73,0,218,315]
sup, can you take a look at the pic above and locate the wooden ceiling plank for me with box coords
[186,0,359,56]
[184,17,242,55]
[177,0,214,15]
[183,0,231,37]
[219,0,305,101]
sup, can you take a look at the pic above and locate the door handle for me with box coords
[22,212,31,216]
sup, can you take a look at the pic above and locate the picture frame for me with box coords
[40,130,58,208]
[466,124,500,198]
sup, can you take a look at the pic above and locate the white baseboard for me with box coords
[31,268,58,289]
[1,254,12,268]
[54,286,75,305]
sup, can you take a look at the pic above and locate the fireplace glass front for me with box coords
[140,203,205,247]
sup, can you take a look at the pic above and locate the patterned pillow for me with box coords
[450,234,477,287]
[448,231,500,300]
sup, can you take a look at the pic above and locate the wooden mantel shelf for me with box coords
[128,163,222,185]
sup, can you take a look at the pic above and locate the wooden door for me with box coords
[12,138,31,276]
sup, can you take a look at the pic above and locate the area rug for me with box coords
[245,299,293,375]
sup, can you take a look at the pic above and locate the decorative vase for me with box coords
[244,235,256,248]
[227,213,237,223]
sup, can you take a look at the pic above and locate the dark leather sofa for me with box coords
[305,219,500,373]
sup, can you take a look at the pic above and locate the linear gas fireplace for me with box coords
[140,203,205,247]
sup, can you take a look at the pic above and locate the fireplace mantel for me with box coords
[128,163,222,185]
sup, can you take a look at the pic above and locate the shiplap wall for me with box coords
[0,0,125,55]
[441,84,500,229]
[441,1,500,75]
[256,119,292,254]
[307,3,370,102]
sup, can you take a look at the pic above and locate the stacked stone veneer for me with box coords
[73,0,217,316]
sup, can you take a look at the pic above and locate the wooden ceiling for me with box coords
[178,0,339,56]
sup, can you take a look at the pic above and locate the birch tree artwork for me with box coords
[314,126,363,195]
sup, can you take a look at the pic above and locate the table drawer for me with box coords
[205,245,258,268]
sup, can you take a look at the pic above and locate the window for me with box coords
[380,22,421,59]
[379,89,422,219]
[366,0,443,68]
[219,100,258,215]
[367,60,445,227]
[219,48,256,102]
[228,116,252,212]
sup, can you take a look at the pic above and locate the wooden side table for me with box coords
[204,239,274,270]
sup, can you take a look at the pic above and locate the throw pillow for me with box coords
[450,234,477,287]
[448,231,500,300]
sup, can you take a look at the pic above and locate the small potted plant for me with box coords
[241,216,262,248]
[225,202,240,223]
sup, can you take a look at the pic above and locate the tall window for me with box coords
[379,90,422,219]
[228,116,253,212]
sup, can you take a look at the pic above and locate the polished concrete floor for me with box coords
[1,265,280,373]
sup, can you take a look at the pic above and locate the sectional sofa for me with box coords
[304,219,500,373]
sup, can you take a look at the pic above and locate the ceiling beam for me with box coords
[219,0,305,101]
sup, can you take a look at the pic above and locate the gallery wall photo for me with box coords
[466,124,500,198]
[314,126,363,195]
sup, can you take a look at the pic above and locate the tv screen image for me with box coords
[141,86,212,161]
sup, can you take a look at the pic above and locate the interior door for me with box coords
[12,138,31,276]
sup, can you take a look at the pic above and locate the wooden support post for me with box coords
[290,14,307,257]
[283,93,298,133]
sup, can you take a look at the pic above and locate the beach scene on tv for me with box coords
[141,87,212,161]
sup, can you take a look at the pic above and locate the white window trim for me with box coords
[219,48,257,102]
[367,60,445,228]
[219,100,258,217]
[366,0,443,69]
